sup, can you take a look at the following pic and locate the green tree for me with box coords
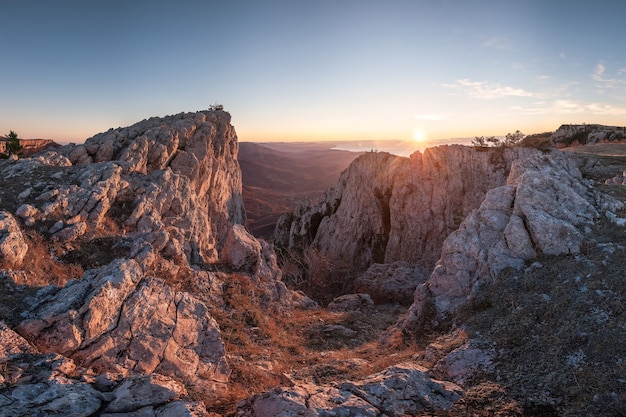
[504,130,525,146]
[471,136,501,147]
[471,136,487,147]
[5,130,22,156]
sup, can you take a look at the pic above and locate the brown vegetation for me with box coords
[238,142,361,239]
[202,271,413,415]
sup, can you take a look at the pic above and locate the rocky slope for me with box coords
[396,150,623,334]
[552,123,626,147]
[272,142,626,415]
[0,110,315,415]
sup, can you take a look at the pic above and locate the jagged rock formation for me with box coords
[0,110,313,414]
[0,322,210,417]
[237,363,463,417]
[552,123,626,147]
[397,150,624,334]
[274,146,537,282]
[16,259,230,395]
[3,110,244,265]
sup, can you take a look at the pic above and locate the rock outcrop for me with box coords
[3,110,244,265]
[16,259,230,396]
[0,109,313,413]
[551,123,626,147]
[0,322,210,417]
[275,146,538,275]
[237,363,463,417]
[397,150,624,334]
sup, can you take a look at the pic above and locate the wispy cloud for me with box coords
[512,99,626,116]
[443,79,537,99]
[593,63,626,90]
[415,113,448,121]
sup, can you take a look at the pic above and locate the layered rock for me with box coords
[0,322,210,417]
[398,150,624,334]
[275,146,537,275]
[6,110,244,264]
[237,363,463,417]
[552,123,626,147]
[16,259,229,396]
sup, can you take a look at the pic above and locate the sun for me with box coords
[413,129,427,142]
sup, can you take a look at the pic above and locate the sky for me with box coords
[2,0,626,146]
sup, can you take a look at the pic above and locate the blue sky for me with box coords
[2,1,626,145]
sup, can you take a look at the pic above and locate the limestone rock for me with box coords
[238,363,462,417]
[400,151,608,333]
[220,224,262,271]
[327,293,374,312]
[16,259,229,398]
[105,374,187,413]
[432,340,496,386]
[5,110,245,265]
[275,146,538,277]
[354,261,428,305]
[0,211,28,268]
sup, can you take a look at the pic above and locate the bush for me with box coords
[4,130,21,157]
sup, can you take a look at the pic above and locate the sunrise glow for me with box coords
[413,129,427,142]
[2,2,626,145]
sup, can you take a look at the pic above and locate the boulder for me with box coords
[327,293,374,312]
[16,259,229,398]
[354,261,428,305]
[238,363,462,417]
[0,211,28,268]
[220,224,262,271]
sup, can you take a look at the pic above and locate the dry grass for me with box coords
[202,272,413,416]
[457,215,626,416]
[0,230,84,326]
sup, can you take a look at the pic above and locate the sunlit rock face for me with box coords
[16,259,230,396]
[275,145,537,271]
[0,109,312,410]
[54,109,244,264]
[397,150,624,335]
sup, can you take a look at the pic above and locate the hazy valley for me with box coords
[0,112,625,417]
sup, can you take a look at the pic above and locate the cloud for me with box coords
[443,79,537,99]
[512,99,626,116]
[592,62,626,90]
[415,113,448,121]
[537,74,550,80]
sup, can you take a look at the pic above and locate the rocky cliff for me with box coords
[0,110,313,415]
[397,150,623,334]
[276,144,624,327]
[552,123,626,147]
[275,146,538,274]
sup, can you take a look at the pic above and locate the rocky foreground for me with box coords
[0,112,625,416]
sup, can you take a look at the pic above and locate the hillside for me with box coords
[239,142,361,239]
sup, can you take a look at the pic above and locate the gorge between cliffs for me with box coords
[0,110,625,417]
